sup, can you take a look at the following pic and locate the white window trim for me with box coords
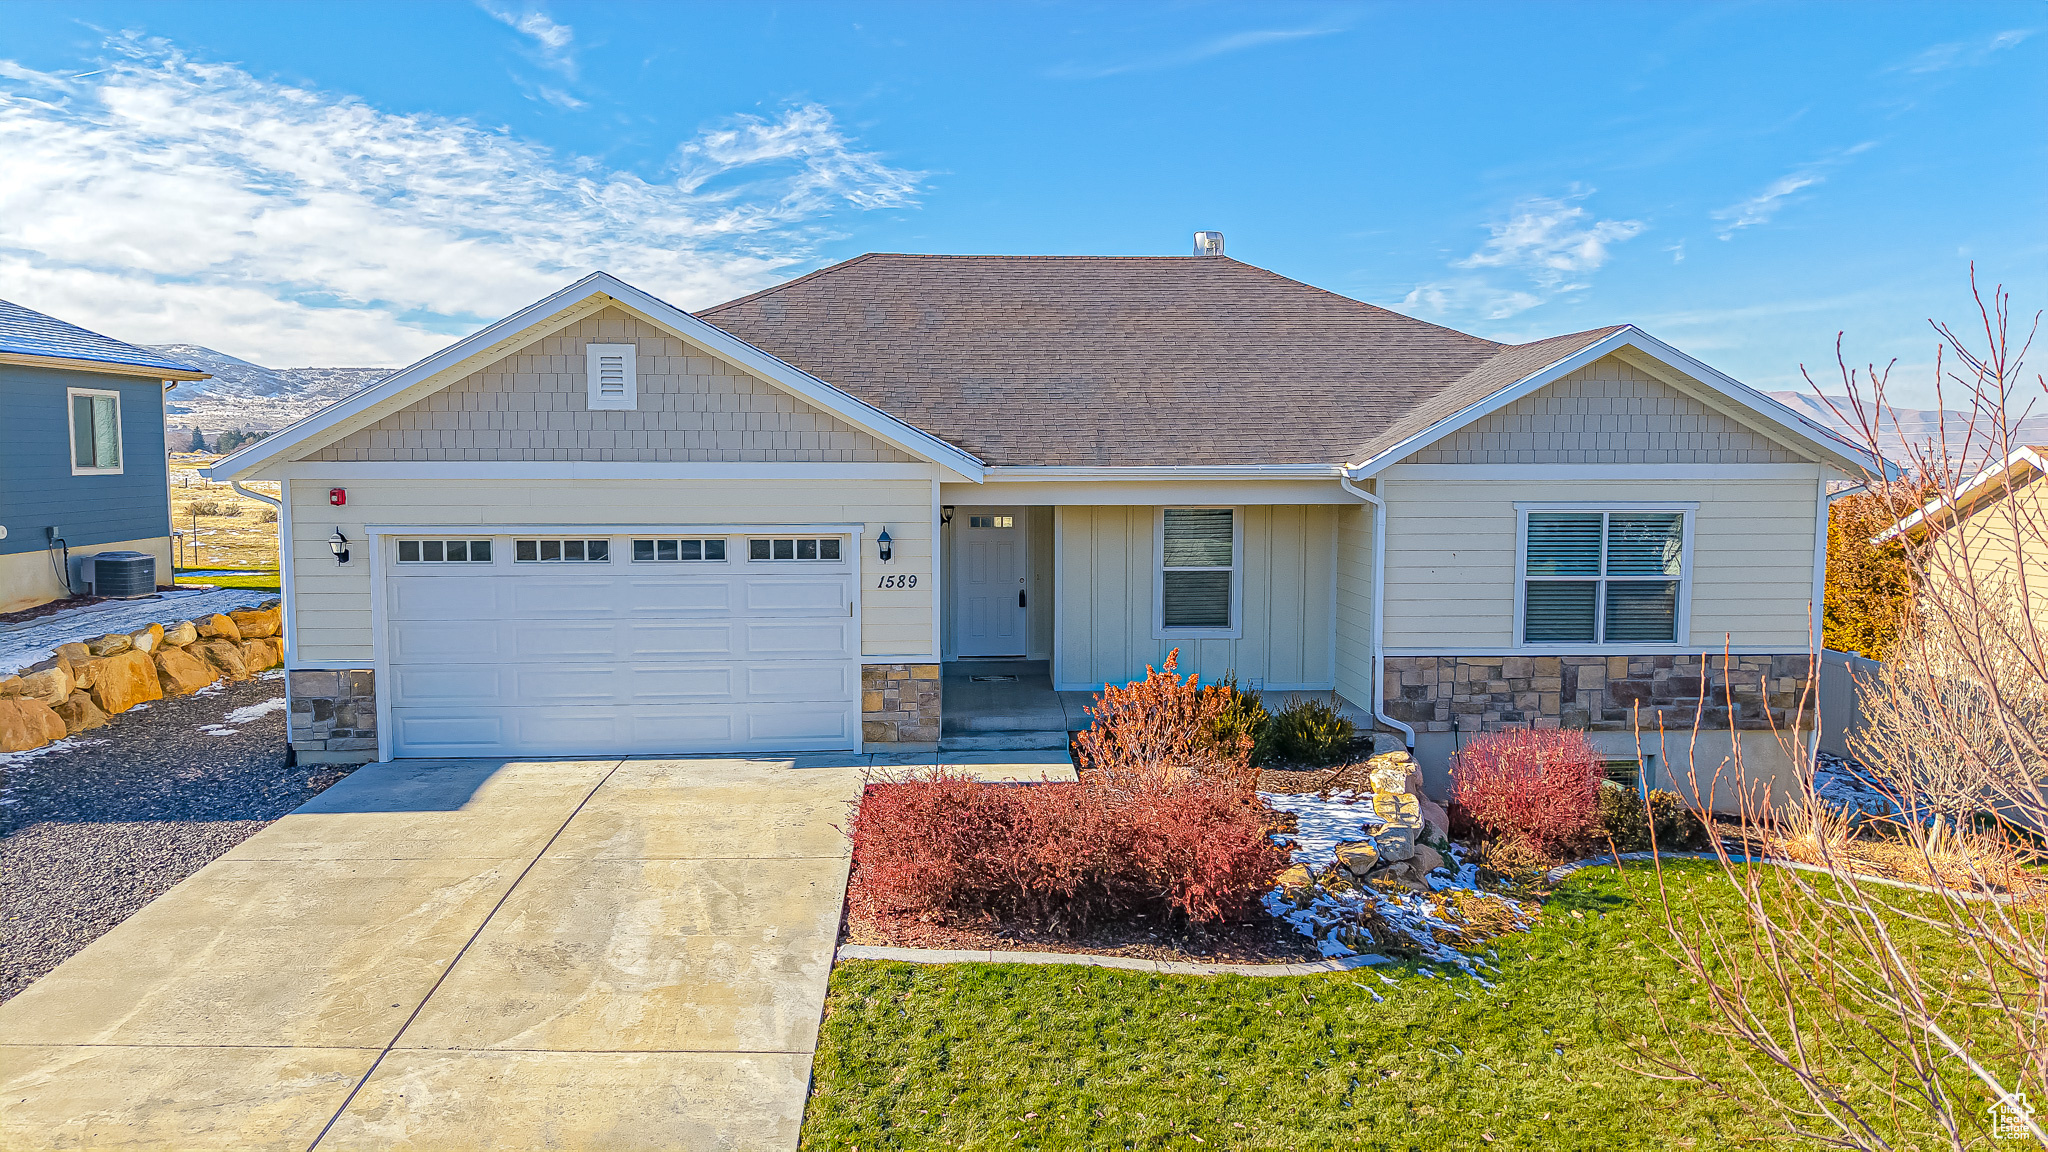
[1152,505,1244,640]
[66,387,124,476]
[630,537,734,563]
[1513,501,1697,651]
[585,343,637,411]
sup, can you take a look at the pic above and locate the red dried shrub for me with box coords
[1449,728,1602,859]
[849,770,1287,933]
[1072,649,1256,795]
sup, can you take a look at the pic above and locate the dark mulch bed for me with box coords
[842,907,1324,965]
[0,674,357,1001]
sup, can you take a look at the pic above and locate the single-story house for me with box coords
[207,245,1875,799]
[1885,443,2048,628]
[1,300,211,613]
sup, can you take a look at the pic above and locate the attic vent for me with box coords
[1193,230,1225,256]
[585,343,637,411]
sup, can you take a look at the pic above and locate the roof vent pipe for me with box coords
[1192,231,1225,257]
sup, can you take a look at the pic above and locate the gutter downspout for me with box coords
[1339,475,1416,752]
[230,480,281,511]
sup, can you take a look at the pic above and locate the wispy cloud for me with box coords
[1049,23,1346,80]
[1711,142,1874,239]
[0,36,923,365]
[1893,28,2034,74]
[484,3,577,77]
[1402,190,1644,322]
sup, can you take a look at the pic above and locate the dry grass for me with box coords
[167,454,280,572]
[1765,802,2047,899]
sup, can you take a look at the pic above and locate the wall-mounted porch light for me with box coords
[329,529,351,565]
[940,505,954,526]
[876,528,893,563]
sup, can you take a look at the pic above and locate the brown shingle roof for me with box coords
[695,253,1624,467]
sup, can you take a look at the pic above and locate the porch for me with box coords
[938,659,1095,752]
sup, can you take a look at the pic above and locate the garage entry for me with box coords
[381,531,859,757]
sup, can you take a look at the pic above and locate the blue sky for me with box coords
[1,1,2041,404]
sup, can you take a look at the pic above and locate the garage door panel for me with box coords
[742,662,855,701]
[743,620,855,657]
[391,713,506,757]
[622,579,732,613]
[391,664,512,707]
[747,706,855,743]
[623,666,737,703]
[629,623,738,659]
[388,577,511,622]
[743,576,852,613]
[390,623,510,664]
[510,623,624,661]
[508,577,628,618]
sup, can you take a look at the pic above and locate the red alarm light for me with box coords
[329,488,347,506]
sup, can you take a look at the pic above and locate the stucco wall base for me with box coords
[0,536,173,614]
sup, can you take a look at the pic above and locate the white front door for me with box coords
[381,531,859,757]
[953,507,1027,657]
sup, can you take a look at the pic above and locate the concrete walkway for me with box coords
[0,754,873,1150]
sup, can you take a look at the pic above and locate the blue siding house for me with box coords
[0,300,210,612]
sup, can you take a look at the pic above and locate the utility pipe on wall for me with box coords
[1339,475,1417,752]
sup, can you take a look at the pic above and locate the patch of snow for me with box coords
[1259,790,1531,973]
[222,697,286,725]
[197,724,241,737]
[0,736,110,768]
[1,589,274,673]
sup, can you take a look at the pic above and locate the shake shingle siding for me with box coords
[698,254,1619,467]
[0,364,172,556]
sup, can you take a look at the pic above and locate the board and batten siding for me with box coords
[288,477,934,665]
[1053,504,1336,692]
[1379,475,1824,652]
[1332,500,1376,708]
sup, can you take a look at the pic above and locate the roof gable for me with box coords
[207,273,984,480]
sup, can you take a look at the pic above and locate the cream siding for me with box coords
[287,477,934,664]
[1053,505,1336,691]
[1407,355,1806,465]
[1925,471,2048,630]
[1381,475,1822,651]
[310,308,916,464]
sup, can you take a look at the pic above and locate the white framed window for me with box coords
[748,537,843,562]
[67,388,123,475]
[633,538,728,562]
[397,539,494,563]
[968,514,1014,529]
[1516,503,1695,647]
[585,343,637,411]
[514,538,612,562]
[1154,507,1241,638]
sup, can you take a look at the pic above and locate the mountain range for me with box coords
[151,344,390,448]
[1765,392,2048,468]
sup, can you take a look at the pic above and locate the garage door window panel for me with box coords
[515,538,611,562]
[633,538,729,562]
[397,539,494,563]
[749,538,842,562]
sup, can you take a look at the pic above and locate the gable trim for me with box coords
[204,272,986,483]
[1882,445,2048,542]
[1343,327,1884,480]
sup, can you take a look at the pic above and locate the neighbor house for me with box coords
[206,245,1874,799]
[1886,444,2048,629]
[1,300,210,613]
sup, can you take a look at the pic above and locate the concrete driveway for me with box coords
[0,754,870,1150]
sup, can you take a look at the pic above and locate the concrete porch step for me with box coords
[938,731,1071,752]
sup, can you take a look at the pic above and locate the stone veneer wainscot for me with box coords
[1382,653,1815,735]
[861,663,941,747]
[288,669,378,765]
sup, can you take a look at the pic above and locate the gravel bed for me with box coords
[0,672,354,1002]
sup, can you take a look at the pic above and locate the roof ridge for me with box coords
[694,253,882,316]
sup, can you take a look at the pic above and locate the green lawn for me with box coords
[179,570,280,592]
[803,861,1981,1150]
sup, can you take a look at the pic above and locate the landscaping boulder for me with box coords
[55,642,90,665]
[189,639,249,682]
[0,696,67,752]
[1276,863,1317,905]
[161,620,198,648]
[1412,843,1446,877]
[91,649,164,715]
[196,613,241,642]
[1334,840,1381,876]
[228,607,280,640]
[54,690,108,735]
[1373,822,1418,864]
[155,647,216,696]
[0,676,21,697]
[18,664,73,707]
[127,624,162,654]
[67,655,104,690]
[86,633,132,657]
[236,638,281,672]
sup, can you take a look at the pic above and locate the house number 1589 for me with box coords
[876,574,918,589]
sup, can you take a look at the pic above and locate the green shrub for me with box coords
[1596,783,1712,853]
[1207,677,1273,764]
[1264,696,1356,766]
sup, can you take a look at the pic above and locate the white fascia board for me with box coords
[274,461,941,481]
[1381,463,1828,481]
[1880,445,2048,541]
[981,464,1345,480]
[362,521,868,536]
[1344,328,1888,480]
[204,271,986,484]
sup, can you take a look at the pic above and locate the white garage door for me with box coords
[382,532,858,758]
